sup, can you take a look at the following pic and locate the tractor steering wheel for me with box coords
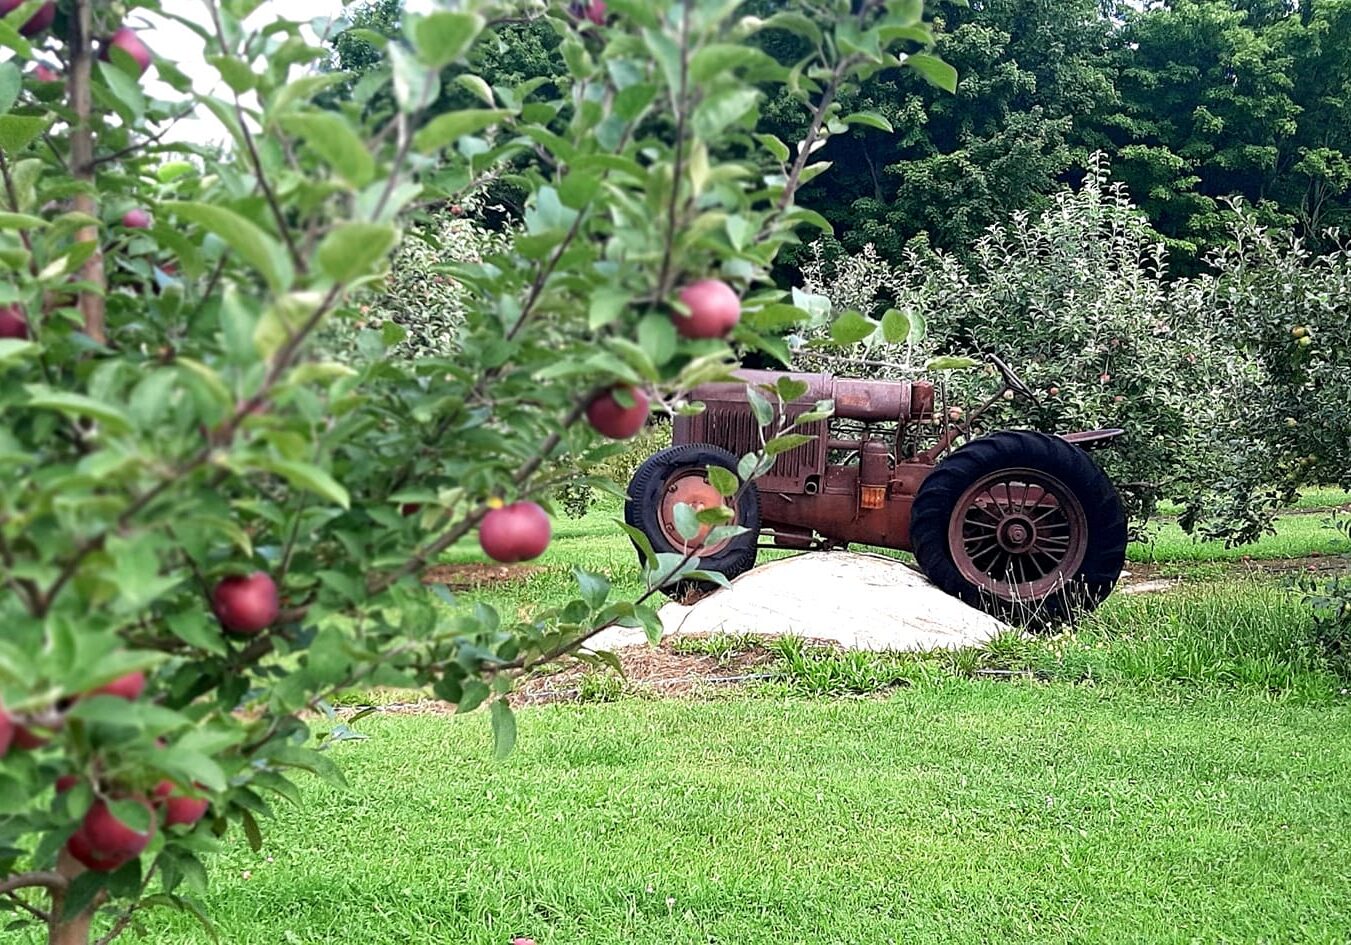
[989,352,1038,404]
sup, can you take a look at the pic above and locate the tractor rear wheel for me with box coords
[911,430,1127,623]
[625,444,761,599]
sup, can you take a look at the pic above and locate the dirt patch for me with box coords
[337,641,778,718]
[421,563,543,590]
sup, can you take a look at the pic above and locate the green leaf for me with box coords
[0,209,42,231]
[277,112,375,187]
[268,73,348,116]
[574,567,611,610]
[706,465,739,498]
[745,303,808,331]
[0,61,20,114]
[829,311,878,346]
[692,88,759,138]
[25,388,132,433]
[258,458,350,509]
[746,386,775,427]
[0,338,36,365]
[754,133,789,162]
[881,308,911,344]
[162,201,293,292]
[316,222,398,284]
[98,61,147,120]
[925,355,981,372]
[413,109,510,153]
[672,502,701,542]
[760,12,823,46]
[589,286,632,330]
[906,53,958,93]
[207,55,254,93]
[843,111,893,132]
[637,313,677,367]
[241,809,264,852]
[167,611,226,656]
[776,377,809,403]
[455,73,495,107]
[412,11,484,69]
[62,872,108,922]
[390,45,439,113]
[457,679,490,713]
[265,745,348,789]
[765,433,815,457]
[0,113,49,152]
[490,699,516,759]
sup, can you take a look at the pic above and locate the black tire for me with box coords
[624,444,761,598]
[911,430,1127,624]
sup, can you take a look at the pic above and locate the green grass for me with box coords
[1129,513,1350,563]
[120,688,1351,945]
[769,580,1344,701]
[105,492,1348,944]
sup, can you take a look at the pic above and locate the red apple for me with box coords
[88,671,146,701]
[12,725,49,750]
[55,774,80,793]
[479,502,551,563]
[154,778,210,827]
[100,27,153,77]
[0,0,55,37]
[401,502,422,517]
[121,208,152,229]
[0,706,12,758]
[674,279,741,339]
[33,64,60,83]
[163,793,210,827]
[0,303,28,340]
[66,797,155,872]
[586,386,650,439]
[211,571,280,635]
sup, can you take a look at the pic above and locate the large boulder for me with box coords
[586,552,1008,653]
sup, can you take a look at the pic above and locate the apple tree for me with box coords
[0,0,951,942]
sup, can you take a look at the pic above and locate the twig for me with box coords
[83,106,196,170]
[654,0,694,301]
[205,0,306,276]
[2,889,49,922]
[0,872,67,896]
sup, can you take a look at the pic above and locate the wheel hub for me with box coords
[658,471,735,553]
[947,469,1089,601]
[997,516,1036,553]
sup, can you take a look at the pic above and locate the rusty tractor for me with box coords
[625,357,1128,621]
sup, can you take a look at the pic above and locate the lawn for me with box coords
[102,488,1351,945]
[124,687,1351,945]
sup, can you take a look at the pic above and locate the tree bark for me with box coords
[46,850,96,945]
[67,0,106,344]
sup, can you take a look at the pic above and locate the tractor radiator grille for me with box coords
[683,406,826,493]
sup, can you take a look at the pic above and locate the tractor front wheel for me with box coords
[911,430,1127,623]
[625,444,761,599]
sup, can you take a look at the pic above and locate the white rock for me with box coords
[584,552,1008,653]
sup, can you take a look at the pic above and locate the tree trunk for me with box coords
[67,0,106,345]
[46,850,96,945]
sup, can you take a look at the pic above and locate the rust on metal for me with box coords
[652,358,1120,607]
